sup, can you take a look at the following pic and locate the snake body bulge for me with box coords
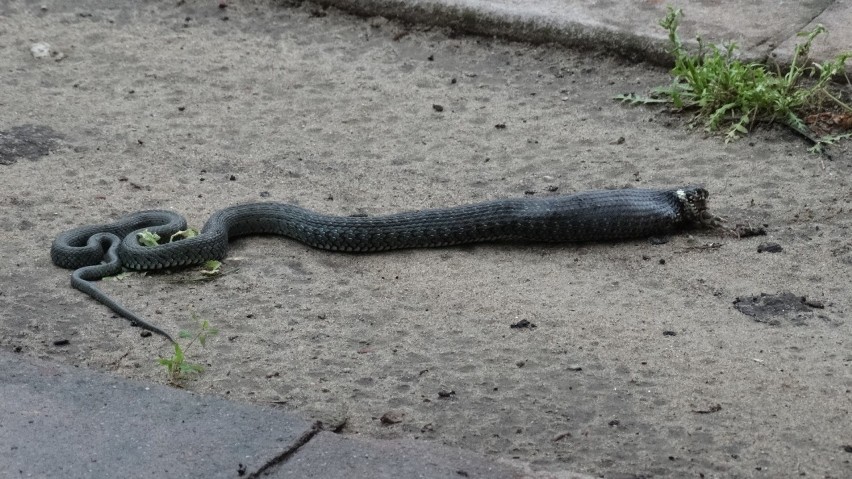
[50,187,715,341]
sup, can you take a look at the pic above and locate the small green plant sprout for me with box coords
[157,315,219,383]
[615,7,852,152]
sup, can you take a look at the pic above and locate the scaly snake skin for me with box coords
[51,187,718,342]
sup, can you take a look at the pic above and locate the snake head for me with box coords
[676,186,724,228]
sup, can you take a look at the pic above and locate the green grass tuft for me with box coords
[615,7,852,152]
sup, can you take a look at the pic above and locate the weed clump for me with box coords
[616,7,852,153]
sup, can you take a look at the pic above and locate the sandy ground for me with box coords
[1,1,851,477]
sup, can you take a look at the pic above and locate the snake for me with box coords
[51,186,720,342]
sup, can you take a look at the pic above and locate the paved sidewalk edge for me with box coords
[314,0,675,65]
[314,0,850,67]
[1,350,593,478]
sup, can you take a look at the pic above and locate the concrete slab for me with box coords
[0,351,315,478]
[771,0,852,65]
[0,350,586,479]
[316,0,842,64]
[264,431,593,479]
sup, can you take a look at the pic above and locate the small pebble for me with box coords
[30,43,51,59]
[757,242,783,253]
[437,389,455,398]
[380,411,404,424]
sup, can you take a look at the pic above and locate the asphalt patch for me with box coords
[0,124,64,165]
[733,292,826,326]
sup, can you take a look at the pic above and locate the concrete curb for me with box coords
[315,0,851,67]
[314,0,674,65]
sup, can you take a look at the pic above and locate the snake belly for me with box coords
[51,186,715,341]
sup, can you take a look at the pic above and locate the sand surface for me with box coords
[1,1,851,477]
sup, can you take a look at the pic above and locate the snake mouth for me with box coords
[676,186,723,227]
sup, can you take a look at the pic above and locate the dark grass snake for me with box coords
[51,186,720,342]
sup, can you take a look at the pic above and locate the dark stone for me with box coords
[757,242,783,253]
[510,319,536,329]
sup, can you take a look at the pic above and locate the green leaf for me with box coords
[201,260,222,275]
[734,113,750,133]
[179,363,203,374]
[178,330,193,339]
[172,343,184,363]
[137,230,161,247]
[809,132,852,154]
[169,228,199,243]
